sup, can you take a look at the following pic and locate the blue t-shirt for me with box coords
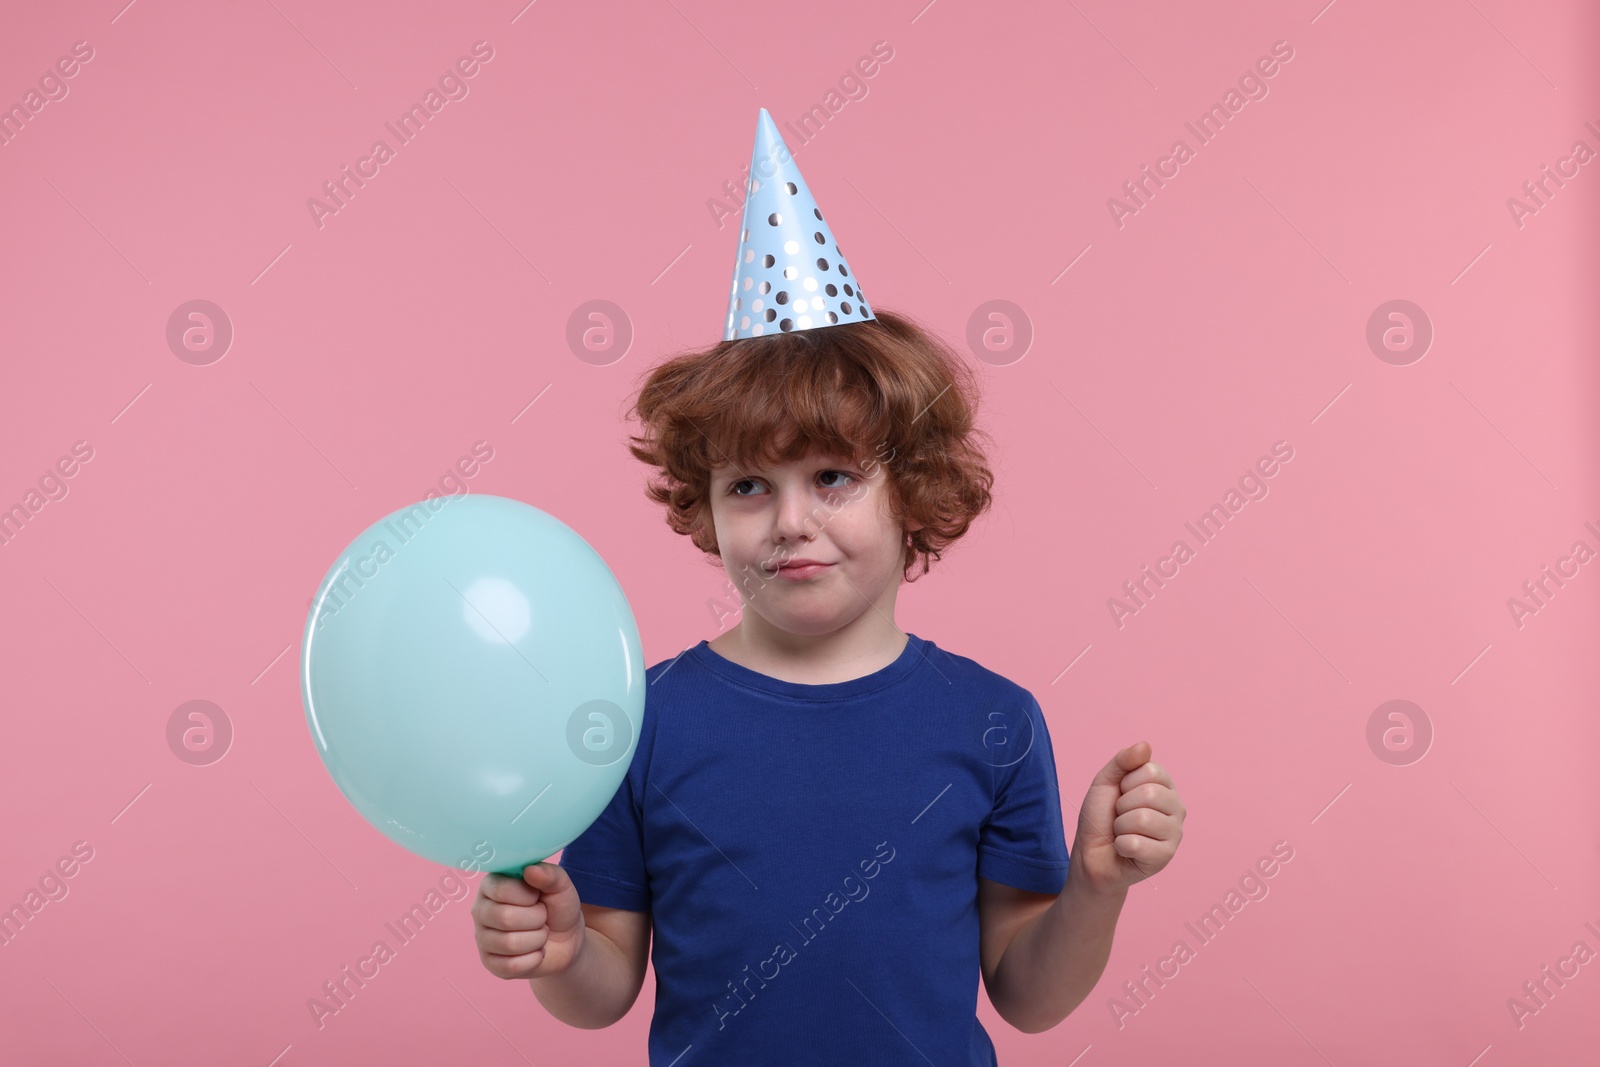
[558,631,1071,1066]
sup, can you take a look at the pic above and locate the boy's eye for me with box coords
[818,470,854,489]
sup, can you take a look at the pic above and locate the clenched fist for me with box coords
[1072,741,1185,894]
[472,861,587,980]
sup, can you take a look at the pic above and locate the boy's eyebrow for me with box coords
[719,455,863,476]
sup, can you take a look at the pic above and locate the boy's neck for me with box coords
[707,615,910,686]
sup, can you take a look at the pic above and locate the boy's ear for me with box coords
[693,507,720,550]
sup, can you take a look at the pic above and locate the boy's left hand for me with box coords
[1071,741,1184,894]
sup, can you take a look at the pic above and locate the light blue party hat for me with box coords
[724,108,874,340]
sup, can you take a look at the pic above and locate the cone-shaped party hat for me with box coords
[724,108,874,340]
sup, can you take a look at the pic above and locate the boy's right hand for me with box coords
[472,861,586,980]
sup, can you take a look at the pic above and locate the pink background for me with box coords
[2,0,1597,1063]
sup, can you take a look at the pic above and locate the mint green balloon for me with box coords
[301,494,644,878]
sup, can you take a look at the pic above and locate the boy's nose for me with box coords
[770,489,821,546]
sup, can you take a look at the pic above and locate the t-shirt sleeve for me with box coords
[557,741,652,913]
[976,693,1072,895]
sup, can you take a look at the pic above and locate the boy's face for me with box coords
[706,447,909,636]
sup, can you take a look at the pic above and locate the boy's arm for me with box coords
[981,741,1185,1033]
[978,870,1127,1034]
[531,904,652,1029]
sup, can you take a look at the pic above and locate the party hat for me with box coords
[724,108,874,340]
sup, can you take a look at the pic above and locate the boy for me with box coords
[470,110,1184,1064]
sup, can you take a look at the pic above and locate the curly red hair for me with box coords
[623,306,995,582]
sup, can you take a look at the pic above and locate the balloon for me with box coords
[300,494,644,878]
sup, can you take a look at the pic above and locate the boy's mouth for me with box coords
[773,560,834,580]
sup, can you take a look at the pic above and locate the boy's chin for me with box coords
[745,606,852,638]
